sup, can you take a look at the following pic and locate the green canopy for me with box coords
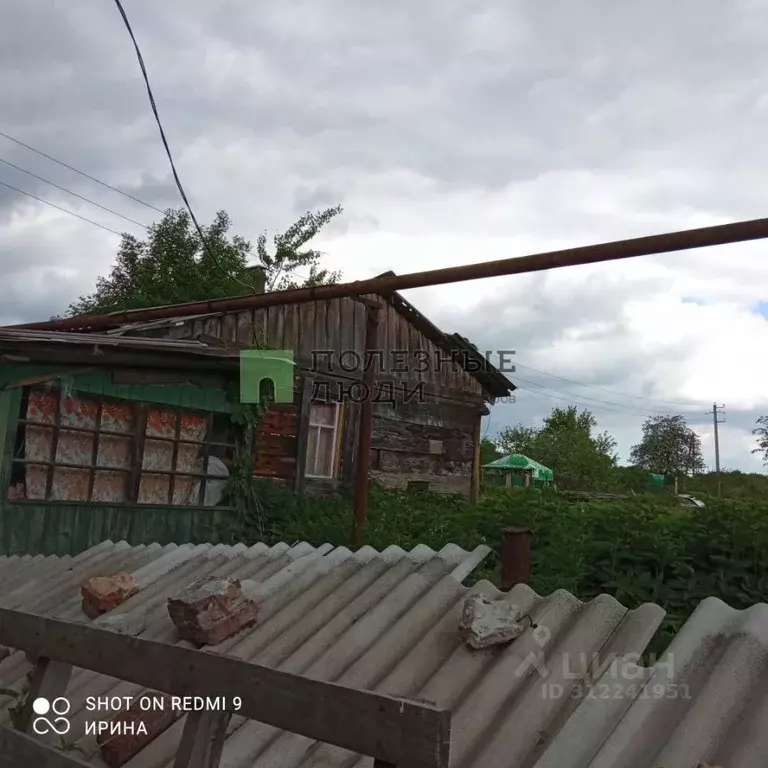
[483,453,554,482]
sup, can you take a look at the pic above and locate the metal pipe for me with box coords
[11,214,768,332]
[501,526,533,589]
[352,303,381,548]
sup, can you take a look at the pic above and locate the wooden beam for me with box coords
[173,711,231,768]
[470,411,481,505]
[0,609,451,768]
[17,657,72,734]
[0,726,91,768]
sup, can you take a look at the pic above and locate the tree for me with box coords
[257,206,343,290]
[496,406,618,490]
[480,438,502,466]
[496,425,539,458]
[65,206,342,316]
[752,415,768,466]
[630,415,705,476]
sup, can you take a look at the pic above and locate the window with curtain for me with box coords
[305,402,340,478]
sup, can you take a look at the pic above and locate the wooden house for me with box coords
[0,280,514,555]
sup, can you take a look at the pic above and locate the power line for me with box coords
[0,179,124,236]
[512,374,665,416]
[0,129,165,214]
[0,156,149,229]
[513,361,702,408]
[515,384,654,418]
[111,0,253,292]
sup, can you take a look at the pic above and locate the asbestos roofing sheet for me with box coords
[0,540,765,768]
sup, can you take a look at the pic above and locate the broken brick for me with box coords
[167,576,258,646]
[97,693,179,767]
[81,572,139,619]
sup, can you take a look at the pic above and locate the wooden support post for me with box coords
[294,376,314,493]
[470,411,481,505]
[0,608,451,768]
[17,657,72,736]
[353,303,381,548]
[174,711,232,768]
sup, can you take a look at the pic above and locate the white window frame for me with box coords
[305,401,341,479]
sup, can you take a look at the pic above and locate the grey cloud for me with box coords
[1,0,767,470]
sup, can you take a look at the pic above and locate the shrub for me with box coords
[234,482,768,658]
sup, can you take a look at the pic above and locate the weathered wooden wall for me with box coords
[136,298,489,498]
[140,296,485,401]
[369,398,481,497]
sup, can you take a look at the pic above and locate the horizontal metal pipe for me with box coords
[10,214,768,332]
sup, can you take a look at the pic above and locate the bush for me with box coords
[235,481,768,658]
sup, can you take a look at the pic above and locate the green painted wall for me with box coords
[0,364,238,556]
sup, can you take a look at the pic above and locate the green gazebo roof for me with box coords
[483,453,554,481]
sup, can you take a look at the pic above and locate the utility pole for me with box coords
[707,403,726,496]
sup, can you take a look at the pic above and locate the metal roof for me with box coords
[0,541,765,767]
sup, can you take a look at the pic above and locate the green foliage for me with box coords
[64,209,262,316]
[228,481,768,660]
[630,414,705,476]
[224,399,273,542]
[480,437,502,466]
[3,682,28,730]
[496,406,618,490]
[682,469,768,500]
[64,205,343,317]
[753,415,768,466]
[257,206,343,290]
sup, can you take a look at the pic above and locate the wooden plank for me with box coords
[327,299,342,357]
[203,317,222,338]
[470,412,481,505]
[253,309,268,347]
[341,400,360,484]
[0,726,91,768]
[221,313,238,343]
[353,301,366,362]
[0,609,450,768]
[26,506,47,556]
[281,303,299,356]
[313,299,328,352]
[173,710,231,768]
[293,376,313,493]
[235,311,254,345]
[297,303,315,362]
[267,306,285,349]
[54,504,77,555]
[339,298,356,370]
[17,656,73,734]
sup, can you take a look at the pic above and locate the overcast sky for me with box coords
[1,1,766,471]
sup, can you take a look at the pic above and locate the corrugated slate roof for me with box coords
[0,541,766,767]
[0,328,240,358]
